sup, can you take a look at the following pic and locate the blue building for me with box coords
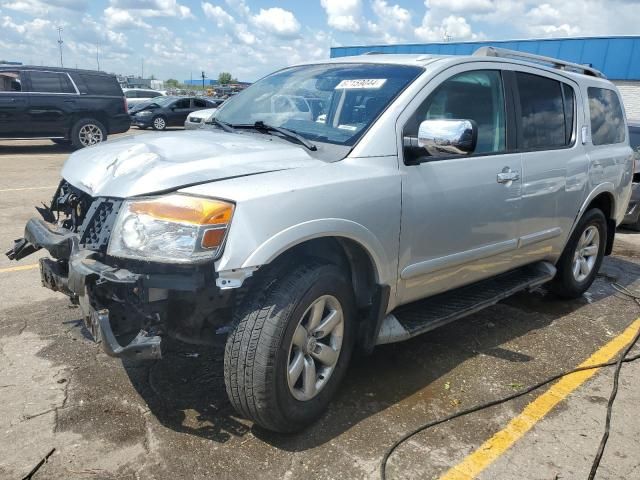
[183,79,219,86]
[331,36,640,118]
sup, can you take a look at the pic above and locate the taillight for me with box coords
[123,97,127,113]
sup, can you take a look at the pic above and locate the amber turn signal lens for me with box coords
[130,195,234,225]
[202,228,227,249]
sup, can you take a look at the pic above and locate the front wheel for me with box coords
[551,208,606,298]
[151,116,167,131]
[224,262,355,432]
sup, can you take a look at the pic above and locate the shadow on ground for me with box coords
[118,255,640,450]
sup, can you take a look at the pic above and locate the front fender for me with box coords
[239,218,392,286]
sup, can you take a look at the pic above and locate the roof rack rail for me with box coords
[473,46,606,78]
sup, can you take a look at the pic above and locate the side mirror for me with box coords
[411,119,477,158]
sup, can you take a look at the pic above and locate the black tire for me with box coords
[151,115,167,131]
[71,118,107,149]
[224,261,355,432]
[551,208,607,298]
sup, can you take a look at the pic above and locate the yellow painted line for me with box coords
[0,185,57,193]
[0,263,39,273]
[440,317,640,480]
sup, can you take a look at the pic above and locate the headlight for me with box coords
[107,194,234,263]
[136,110,152,116]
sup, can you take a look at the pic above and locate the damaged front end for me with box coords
[6,181,239,360]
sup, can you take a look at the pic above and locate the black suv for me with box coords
[0,66,130,148]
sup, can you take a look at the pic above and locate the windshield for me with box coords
[151,96,178,107]
[215,63,423,146]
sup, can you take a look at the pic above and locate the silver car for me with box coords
[184,107,219,130]
[7,48,634,432]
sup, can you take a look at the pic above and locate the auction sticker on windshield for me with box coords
[335,79,387,89]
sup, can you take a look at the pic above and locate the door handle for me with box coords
[497,169,520,184]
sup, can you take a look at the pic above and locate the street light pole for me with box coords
[57,26,64,68]
[201,71,206,90]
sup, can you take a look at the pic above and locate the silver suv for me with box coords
[7,48,634,432]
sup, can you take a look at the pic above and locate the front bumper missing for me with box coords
[12,217,171,360]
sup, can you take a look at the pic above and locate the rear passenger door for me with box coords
[0,70,29,137]
[509,68,586,264]
[25,70,78,137]
[167,98,191,125]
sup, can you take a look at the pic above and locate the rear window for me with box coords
[516,72,574,149]
[29,71,75,94]
[76,73,122,96]
[588,87,625,145]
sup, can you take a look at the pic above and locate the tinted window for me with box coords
[516,72,570,149]
[588,87,625,145]
[29,71,75,93]
[124,90,135,98]
[0,71,22,92]
[193,98,207,107]
[407,70,506,155]
[77,74,121,96]
[173,99,190,108]
[562,83,575,144]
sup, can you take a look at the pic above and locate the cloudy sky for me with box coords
[0,0,638,82]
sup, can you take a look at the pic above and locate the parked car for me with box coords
[123,88,165,108]
[184,104,221,130]
[6,48,634,433]
[621,121,640,229]
[0,66,129,148]
[130,96,218,130]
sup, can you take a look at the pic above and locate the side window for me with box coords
[136,91,151,98]
[0,71,23,92]
[125,90,135,98]
[174,99,190,109]
[79,74,121,96]
[406,70,506,156]
[588,87,625,145]
[515,72,570,149]
[193,99,207,108]
[29,71,75,94]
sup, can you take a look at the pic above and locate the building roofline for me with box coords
[330,35,640,51]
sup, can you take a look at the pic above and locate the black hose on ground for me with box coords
[381,282,640,480]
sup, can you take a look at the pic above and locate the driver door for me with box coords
[397,67,523,305]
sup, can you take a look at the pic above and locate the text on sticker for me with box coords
[335,79,387,90]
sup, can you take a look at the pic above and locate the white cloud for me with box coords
[201,2,233,27]
[320,0,362,32]
[526,3,561,24]
[415,13,478,41]
[109,0,192,19]
[104,6,150,29]
[371,0,411,31]
[427,0,494,13]
[252,7,300,38]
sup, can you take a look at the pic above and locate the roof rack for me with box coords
[473,46,606,78]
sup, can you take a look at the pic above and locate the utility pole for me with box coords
[201,71,206,90]
[96,42,100,70]
[141,58,144,78]
[57,26,64,67]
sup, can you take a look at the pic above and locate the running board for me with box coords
[376,262,556,345]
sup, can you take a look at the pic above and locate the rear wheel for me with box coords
[551,208,606,298]
[71,118,107,149]
[224,261,355,432]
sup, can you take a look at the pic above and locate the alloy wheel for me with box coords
[153,117,166,130]
[287,295,344,401]
[572,225,600,282]
[78,124,103,146]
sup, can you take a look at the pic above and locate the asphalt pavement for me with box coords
[0,136,639,480]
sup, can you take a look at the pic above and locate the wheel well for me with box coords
[70,114,109,135]
[266,237,378,310]
[585,192,616,255]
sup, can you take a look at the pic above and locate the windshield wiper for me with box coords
[208,117,235,133]
[253,121,317,151]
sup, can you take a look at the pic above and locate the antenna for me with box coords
[443,31,452,42]
[57,26,64,67]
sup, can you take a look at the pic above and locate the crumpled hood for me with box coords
[62,130,320,198]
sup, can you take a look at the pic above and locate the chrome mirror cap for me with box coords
[418,119,477,156]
